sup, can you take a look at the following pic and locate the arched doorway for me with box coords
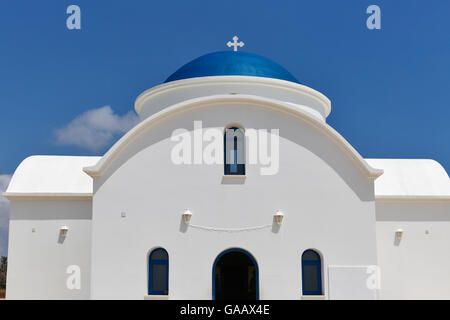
[213,248,258,300]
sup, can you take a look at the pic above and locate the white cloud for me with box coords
[0,174,12,257]
[55,106,139,152]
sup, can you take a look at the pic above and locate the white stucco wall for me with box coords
[89,100,378,300]
[6,200,92,299]
[3,76,447,301]
[376,200,450,299]
[135,76,331,121]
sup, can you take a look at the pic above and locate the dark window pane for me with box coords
[303,265,319,292]
[302,250,319,261]
[224,127,245,175]
[225,164,245,175]
[152,264,168,293]
[151,249,168,261]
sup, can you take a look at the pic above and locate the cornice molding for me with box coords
[3,192,92,201]
[134,76,332,117]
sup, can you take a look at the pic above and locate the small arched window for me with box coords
[148,248,169,295]
[224,126,245,175]
[302,249,323,295]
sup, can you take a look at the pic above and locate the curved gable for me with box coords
[83,95,383,181]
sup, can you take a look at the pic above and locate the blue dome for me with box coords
[165,51,299,84]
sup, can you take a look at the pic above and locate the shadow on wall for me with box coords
[179,215,188,233]
[271,216,281,233]
[57,229,68,244]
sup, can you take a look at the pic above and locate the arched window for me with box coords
[302,249,323,295]
[148,248,169,295]
[224,126,245,175]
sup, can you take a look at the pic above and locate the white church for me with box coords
[4,40,450,300]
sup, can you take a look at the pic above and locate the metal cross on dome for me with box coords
[227,36,244,51]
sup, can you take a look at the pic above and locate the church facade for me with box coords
[4,51,450,300]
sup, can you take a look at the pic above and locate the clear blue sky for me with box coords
[0,0,449,174]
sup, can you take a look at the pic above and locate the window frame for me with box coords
[301,249,323,296]
[224,126,246,175]
[148,248,169,295]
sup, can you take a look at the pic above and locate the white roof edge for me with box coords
[3,192,92,201]
[375,195,450,202]
[366,158,450,198]
[7,155,101,196]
